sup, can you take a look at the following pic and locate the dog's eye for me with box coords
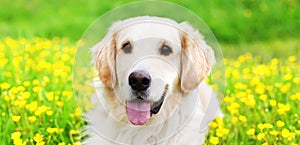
[122,42,132,53]
[160,44,172,56]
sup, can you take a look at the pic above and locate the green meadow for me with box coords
[0,0,299,144]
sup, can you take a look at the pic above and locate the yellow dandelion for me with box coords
[231,116,238,123]
[73,143,82,145]
[56,101,64,107]
[23,81,30,87]
[216,127,229,137]
[255,85,265,94]
[257,133,265,140]
[293,77,300,84]
[209,122,218,128]
[33,133,43,143]
[276,120,285,127]
[70,130,78,135]
[12,115,21,122]
[269,99,277,107]
[287,132,295,141]
[288,56,297,62]
[1,82,11,89]
[11,131,21,139]
[26,101,38,112]
[32,86,41,93]
[283,74,293,81]
[259,94,267,101]
[209,136,219,145]
[270,130,278,136]
[28,116,37,123]
[281,128,290,138]
[47,128,57,134]
[238,115,247,123]
[246,128,255,136]
[258,123,264,130]
[263,123,273,129]
[37,142,45,145]
[46,111,53,116]
[46,92,54,101]
[74,108,81,117]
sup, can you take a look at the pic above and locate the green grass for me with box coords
[0,0,299,43]
[1,37,299,144]
[0,0,299,144]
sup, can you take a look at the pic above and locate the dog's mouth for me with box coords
[126,85,168,125]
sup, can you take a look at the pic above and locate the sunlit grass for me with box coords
[0,38,299,144]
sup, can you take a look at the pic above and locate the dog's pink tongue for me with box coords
[126,101,151,125]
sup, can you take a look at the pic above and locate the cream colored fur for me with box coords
[84,16,222,145]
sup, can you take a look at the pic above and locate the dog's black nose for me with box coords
[128,70,151,91]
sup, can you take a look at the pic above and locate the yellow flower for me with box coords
[26,101,38,112]
[209,136,219,145]
[33,133,43,143]
[283,74,293,81]
[281,128,290,138]
[238,115,247,123]
[288,56,297,62]
[255,85,265,94]
[259,94,267,101]
[276,120,285,128]
[32,86,41,93]
[74,108,81,117]
[12,115,21,122]
[269,99,277,107]
[262,142,268,145]
[70,130,78,135]
[296,130,300,135]
[257,133,265,140]
[230,116,238,123]
[46,111,53,116]
[209,122,218,128]
[37,142,45,145]
[246,128,255,136]
[216,127,229,137]
[47,128,58,134]
[293,77,300,84]
[28,116,37,123]
[23,81,30,87]
[11,131,21,139]
[1,82,11,89]
[263,123,273,129]
[270,130,278,136]
[56,101,64,107]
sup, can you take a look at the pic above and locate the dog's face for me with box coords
[93,17,215,125]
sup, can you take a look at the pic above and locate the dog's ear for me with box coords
[91,32,117,89]
[179,22,216,92]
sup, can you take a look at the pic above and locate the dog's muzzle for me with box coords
[126,70,167,125]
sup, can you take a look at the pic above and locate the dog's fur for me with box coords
[84,16,222,145]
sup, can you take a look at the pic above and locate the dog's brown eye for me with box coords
[122,42,132,53]
[160,44,172,56]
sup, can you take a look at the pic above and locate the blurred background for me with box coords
[0,0,299,57]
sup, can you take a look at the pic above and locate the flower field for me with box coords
[0,38,299,144]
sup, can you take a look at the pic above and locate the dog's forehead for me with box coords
[117,22,181,44]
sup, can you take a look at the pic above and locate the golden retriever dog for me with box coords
[84,16,222,145]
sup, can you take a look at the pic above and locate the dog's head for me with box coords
[92,16,215,125]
